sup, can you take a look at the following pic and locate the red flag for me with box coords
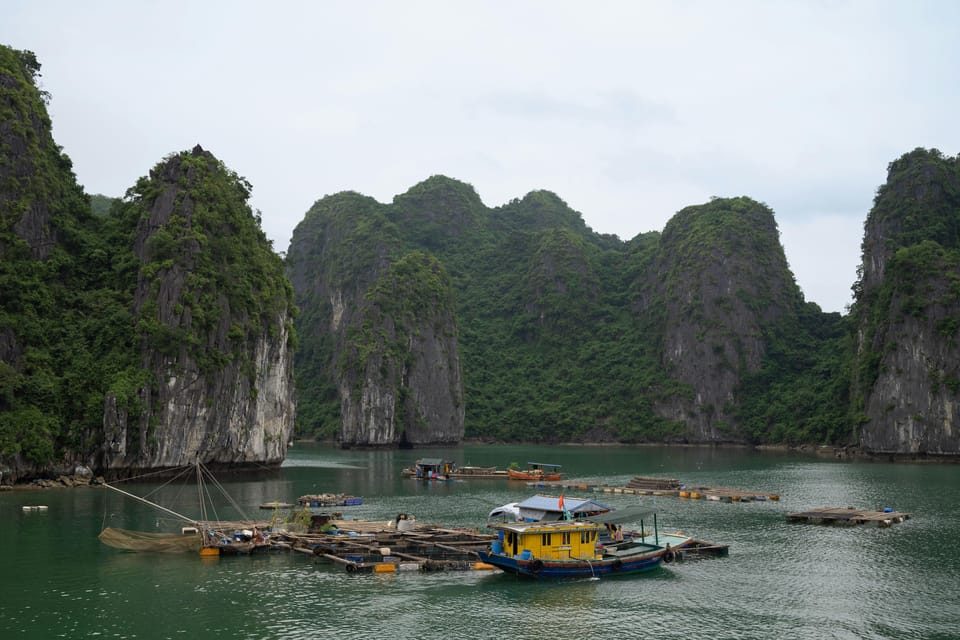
[558,494,565,510]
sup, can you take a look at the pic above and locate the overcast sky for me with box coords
[6,1,959,313]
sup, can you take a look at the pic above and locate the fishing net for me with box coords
[99,527,201,553]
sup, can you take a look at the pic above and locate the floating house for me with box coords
[407,458,457,480]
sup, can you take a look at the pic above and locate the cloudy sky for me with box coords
[6,1,959,313]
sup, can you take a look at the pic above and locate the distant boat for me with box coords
[477,509,690,579]
[454,465,503,476]
[507,462,562,481]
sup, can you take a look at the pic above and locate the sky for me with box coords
[5,1,960,314]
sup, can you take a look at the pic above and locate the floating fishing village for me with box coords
[76,457,912,579]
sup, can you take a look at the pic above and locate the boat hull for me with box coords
[476,550,663,578]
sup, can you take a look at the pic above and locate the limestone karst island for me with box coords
[2,44,959,487]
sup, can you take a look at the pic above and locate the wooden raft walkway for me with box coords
[531,475,781,502]
[786,507,911,527]
[282,522,498,574]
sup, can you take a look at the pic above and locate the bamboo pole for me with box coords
[101,482,197,524]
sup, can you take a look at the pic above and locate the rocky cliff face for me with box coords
[337,253,464,446]
[288,188,464,446]
[0,50,65,260]
[100,146,296,473]
[2,47,296,481]
[852,149,960,456]
[289,182,835,446]
[645,197,803,442]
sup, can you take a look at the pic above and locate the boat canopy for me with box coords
[488,502,521,520]
[590,505,658,525]
[515,494,612,521]
[525,462,561,468]
[415,458,455,471]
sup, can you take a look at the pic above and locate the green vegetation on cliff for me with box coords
[289,178,848,445]
[117,147,294,374]
[1,46,116,464]
[0,46,293,472]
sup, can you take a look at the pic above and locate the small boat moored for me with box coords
[507,462,562,481]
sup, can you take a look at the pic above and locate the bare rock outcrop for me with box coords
[644,197,801,442]
[100,146,296,473]
[288,189,465,447]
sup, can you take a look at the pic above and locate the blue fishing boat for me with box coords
[477,508,689,579]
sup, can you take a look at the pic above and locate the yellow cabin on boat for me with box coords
[491,520,602,561]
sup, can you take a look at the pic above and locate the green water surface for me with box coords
[1,444,957,639]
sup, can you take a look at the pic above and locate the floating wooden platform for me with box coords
[786,507,911,527]
[282,521,498,573]
[298,493,362,507]
[401,467,509,479]
[675,538,730,560]
[683,486,781,502]
[531,478,780,502]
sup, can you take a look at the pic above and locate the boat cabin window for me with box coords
[580,530,594,544]
[561,532,571,545]
[541,533,551,546]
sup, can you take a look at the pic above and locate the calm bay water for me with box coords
[1,443,958,639]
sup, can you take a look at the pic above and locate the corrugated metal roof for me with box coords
[415,458,445,467]
[516,494,612,515]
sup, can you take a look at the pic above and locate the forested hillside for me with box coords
[1,46,101,469]
[288,179,852,447]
